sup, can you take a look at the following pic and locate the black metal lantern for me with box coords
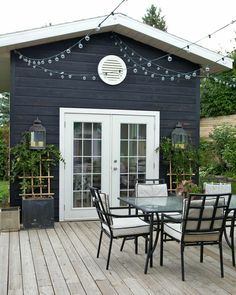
[171,122,188,149]
[29,118,46,150]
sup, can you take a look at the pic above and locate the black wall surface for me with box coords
[10,32,200,220]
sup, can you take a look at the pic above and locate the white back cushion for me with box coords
[136,183,168,197]
[204,182,231,194]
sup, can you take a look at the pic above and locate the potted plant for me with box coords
[0,182,20,232]
[176,179,202,197]
[11,132,65,229]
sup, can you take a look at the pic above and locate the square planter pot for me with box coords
[0,206,20,232]
[22,197,54,229]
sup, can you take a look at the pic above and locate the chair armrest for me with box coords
[104,211,150,219]
[161,213,182,223]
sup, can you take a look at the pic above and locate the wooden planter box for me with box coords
[0,207,20,232]
[22,197,54,229]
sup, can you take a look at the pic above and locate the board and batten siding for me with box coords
[10,32,200,220]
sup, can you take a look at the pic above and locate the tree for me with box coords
[142,4,167,31]
[200,50,236,117]
[0,92,10,179]
[0,92,10,126]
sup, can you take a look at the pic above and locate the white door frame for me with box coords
[59,107,160,221]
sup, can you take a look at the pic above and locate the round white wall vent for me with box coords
[98,55,127,85]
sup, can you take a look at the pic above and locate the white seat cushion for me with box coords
[164,223,220,242]
[102,217,150,237]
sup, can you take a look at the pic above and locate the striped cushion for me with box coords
[99,193,113,225]
[182,198,225,231]
[102,217,150,237]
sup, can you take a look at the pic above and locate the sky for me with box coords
[0,0,235,53]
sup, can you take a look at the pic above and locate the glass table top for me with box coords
[119,194,236,213]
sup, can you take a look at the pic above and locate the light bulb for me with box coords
[68,74,72,79]
[147,62,151,67]
[168,56,172,62]
[61,54,65,59]
[161,77,165,81]
[133,68,137,73]
[171,76,174,81]
[92,76,96,80]
[151,74,155,78]
[78,43,83,49]
[83,76,86,80]
[55,57,59,62]
[66,49,71,54]
[85,35,90,41]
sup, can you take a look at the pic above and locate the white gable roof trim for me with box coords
[0,13,233,91]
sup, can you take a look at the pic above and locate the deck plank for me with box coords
[19,230,38,295]
[8,232,23,295]
[0,221,236,295]
[54,223,102,295]
[28,229,54,295]
[37,229,70,295]
[0,232,9,295]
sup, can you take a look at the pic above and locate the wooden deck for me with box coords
[0,221,236,295]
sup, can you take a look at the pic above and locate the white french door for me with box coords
[60,108,160,220]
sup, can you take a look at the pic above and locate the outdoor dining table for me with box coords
[119,194,236,274]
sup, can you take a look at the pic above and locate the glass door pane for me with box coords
[73,122,102,208]
[120,124,147,198]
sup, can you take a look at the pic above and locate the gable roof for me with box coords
[0,13,233,91]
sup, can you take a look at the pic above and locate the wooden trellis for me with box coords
[167,160,194,192]
[19,156,54,199]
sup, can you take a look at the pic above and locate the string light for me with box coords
[14,7,235,82]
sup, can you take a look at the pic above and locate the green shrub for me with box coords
[0,126,9,180]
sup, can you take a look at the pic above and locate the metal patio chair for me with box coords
[204,182,235,266]
[90,186,151,270]
[121,179,181,253]
[160,193,232,281]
